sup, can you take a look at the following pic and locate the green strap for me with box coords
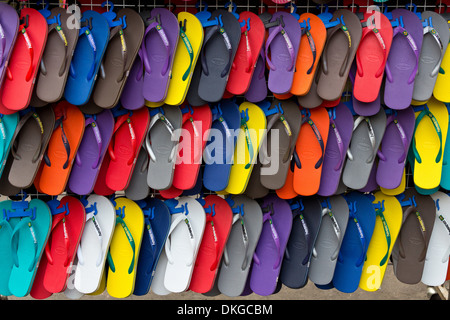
[412,108,443,164]
[375,204,391,267]
[241,109,254,170]
[180,28,194,81]
[107,215,136,274]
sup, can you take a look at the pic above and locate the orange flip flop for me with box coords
[273,93,293,100]
[292,106,330,196]
[35,102,85,196]
[275,159,298,200]
[290,13,327,96]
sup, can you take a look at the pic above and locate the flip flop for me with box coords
[171,104,212,191]
[245,155,269,200]
[164,12,204,106]
[317,102,354,197]
[42,196,86,294]
[92,7,145,109]
[0,112,18,179]
[245,47,267,103]
[408,98,448,191]
[146,105,182,191]
[225,102,267,195]
[141,8,179,103]
[412,11,450,103]
[279,196,322,289]
[433,12,450,102]
[0,7,47,114]
[1,198,51,298]
[359,192,403,292]
[383,9,423,110]
[7,106,54,190]
[133,197,171,296]
[34,101,85,196]
[392,189,436,284]
[68,109,114,195]
[189,195,233,294]
[290,13,327,96]
[259,99,302,191]
[275,157,297,200]
[292,106,330,196]
[353,10,393,103]
[92,150,115,196]
[422,191,450,286]
[316,9,362,102]
[196,9,241,103]
[332,192,376,293]
[0,3,19,91]
[308,195,349,286]
[217,195,263,297]
[342,108,387,190]
[124,146,150,201]
[265,11,301,95]
[34,7,79,104]
[106,197,144,298]
[73,195,115,294]
[203,99,241,192]
[226,11,265,96]
[64,10,110,106]
[441,104,450,191]
[105,106,150,191]
[249,194,292,296]
[376,107,415,190]
[163,197,205,293]
[380,167,407,196]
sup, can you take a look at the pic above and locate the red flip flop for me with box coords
[171,104,212,190]
[159,185,183,199]
[105,106,150,191]
[0,7,48,114]
[226,11,265,96]
[189,195,233,294]
[93,151,115,196]
[42,196,86,294]
[353,10,393,103]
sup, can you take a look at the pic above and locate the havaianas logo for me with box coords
[33,113,44,134]
[416,211,426,232]
[121,222,134,243]
[119,29,127,53]
[22,28,33,50]
[341,25,351,47]
[185,218,194,240]
[428,113,441,133]
[56,25,68,47]
[439,215,450,234]
[280,115,292,136]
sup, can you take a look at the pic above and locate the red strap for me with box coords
[20,24,34,82]
[44,213,71,267]
[356,26,388,79]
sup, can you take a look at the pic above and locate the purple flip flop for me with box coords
[317,102,354,197]
[141,8,179,103]
[68,109,115,195]
[0,3,19,88]
[265,12,301,95]
[384,9,423,110]
[376,106,415,189]
[249,194,292,296]
[121,49,145,110]
[245,48,267,103]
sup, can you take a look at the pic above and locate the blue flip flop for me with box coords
[203,99,241,192]
[64,10,110,106]
[5,197,51,297]
[332,191,376,293]
[133,197,171,296]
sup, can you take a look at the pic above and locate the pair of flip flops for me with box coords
[29,196,85,299]
[0,197,51,298]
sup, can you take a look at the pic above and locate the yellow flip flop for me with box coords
[106,197,144,298]
[164,12,204,106]
[411,97,449,190]
[380,168,406,196]
[145,100,165,108]
[225,102,266,194]
[359,191,403,292]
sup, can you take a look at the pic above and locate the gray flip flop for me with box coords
[342,108,386,190]
[316,9,362,101]
[125,146,149,201]
[308,195,349,286]
[392,188,436,284]
[34,7,79,103]
[245,159,268,200]
[217,195,263,297]
[93,8,145,109]
[260,99,302,190]
[146,105,182,190]
[8,106,55,189]
[197,9,241,103]
[412,11,450,103]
